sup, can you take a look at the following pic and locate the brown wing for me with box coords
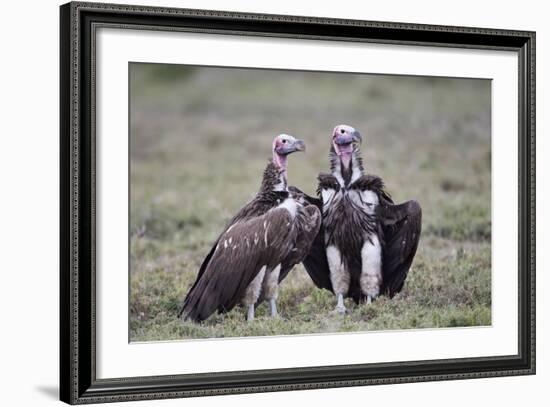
[177,192,288,314]
[278,204,322,283]
[180,208,296,322]
[289,185,334,293]
[377,200,422,297]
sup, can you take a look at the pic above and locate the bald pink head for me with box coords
[271,134,305,171]
[331,124,362,168]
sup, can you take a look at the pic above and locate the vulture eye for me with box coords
[282,139,287,143]
[340,129,346,134]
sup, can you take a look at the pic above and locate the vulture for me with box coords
[178,134,321,322]
[295,124,422,314]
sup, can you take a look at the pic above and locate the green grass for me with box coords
[129,63,492,341]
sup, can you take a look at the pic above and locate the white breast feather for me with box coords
[333,167,345,187]
[350,159,362,183]
[278,198,297,218]
[321,188,336,208]
[272,173,286,191]
[361,190,379,214]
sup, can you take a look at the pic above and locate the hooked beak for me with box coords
[334,130,362,146]
[279,138,306,154]
[293,139,306,152]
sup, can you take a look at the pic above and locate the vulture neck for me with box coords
[260,158,288,194]
[330,147,364,187]
[273,151,288,180]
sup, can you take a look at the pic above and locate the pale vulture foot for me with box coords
[269,299,278,318]
[332,293,347,315]
[359,294,376,306]
[333,305,346,315]
[246,304,255,322]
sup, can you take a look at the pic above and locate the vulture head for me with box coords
[332,124,362,169]
[272,134,306,171]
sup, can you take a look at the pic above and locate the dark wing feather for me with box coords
[180,208,296,322]
[350,174,394,205]
[278,204,322,283]
[177,191,288,318]
[377,200,422,297]
[352,175,420,298]
[178,239,218,312]
[288,184,334,293]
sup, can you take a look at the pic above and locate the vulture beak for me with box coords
[278,138,306,155]
[293,139,306,152]
[334,129,362,146]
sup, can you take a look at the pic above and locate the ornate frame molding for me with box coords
[60,2,535,404]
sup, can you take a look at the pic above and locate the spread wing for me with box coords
[179,208,296,322]
[288,184,334,293]
[352,175,421,298]
[377,200,422,297]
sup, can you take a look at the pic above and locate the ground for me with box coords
[129,64,491,341]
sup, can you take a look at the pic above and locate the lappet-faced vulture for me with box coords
[179,134,321,322]
[292,124,422,314]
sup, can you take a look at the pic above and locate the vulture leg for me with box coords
[263,264,281,318]
[326,245,349,315]
[360,234,382,303]
[335,293,346,315]
[243,266,267,322]
[247,305,255,322]
[269,299,278,318]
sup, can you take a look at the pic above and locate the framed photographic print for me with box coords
[60,1,535,404]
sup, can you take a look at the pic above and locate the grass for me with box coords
[129,63,492,341]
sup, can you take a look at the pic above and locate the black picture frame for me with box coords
[60,1,536,404]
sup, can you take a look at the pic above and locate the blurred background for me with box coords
[129,63,491,341]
